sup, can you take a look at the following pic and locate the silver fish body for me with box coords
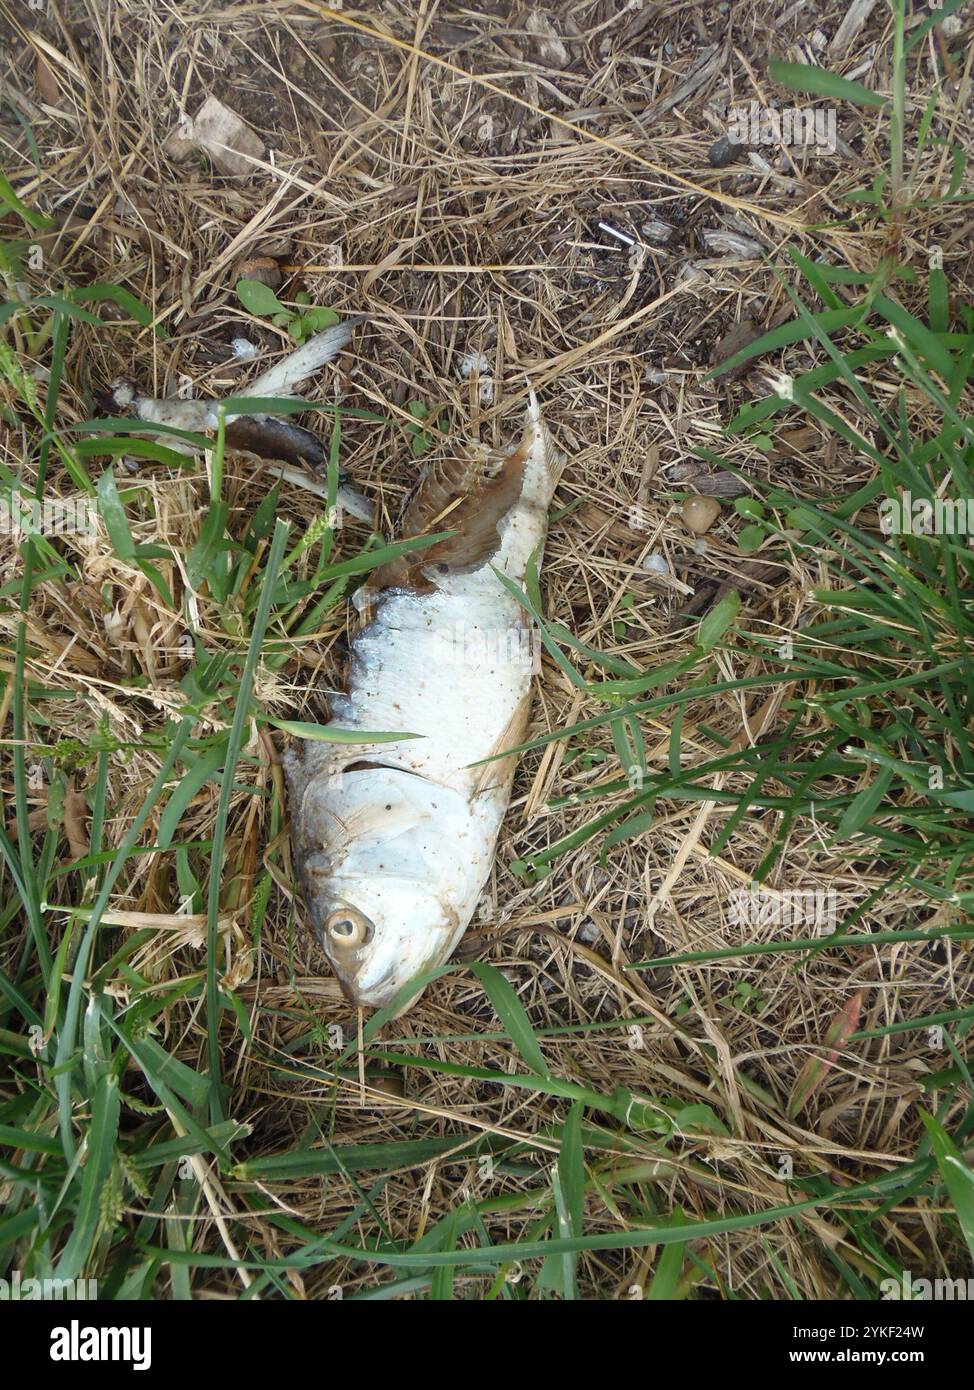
[287,397,560,1011]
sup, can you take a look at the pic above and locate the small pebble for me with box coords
[234,254,282,290]
[709,134,744,167]
[682,495,722,534]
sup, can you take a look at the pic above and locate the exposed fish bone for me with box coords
[102,320,369,515]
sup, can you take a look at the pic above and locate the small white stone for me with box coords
[458,350,494,405]
[702,230,764,259]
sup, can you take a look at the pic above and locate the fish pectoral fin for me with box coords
[420,442,528,575]
[331,797,430,848]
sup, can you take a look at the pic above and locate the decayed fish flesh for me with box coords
[287,395,561,1011]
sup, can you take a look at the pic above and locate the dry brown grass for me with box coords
[2,0,973,1299]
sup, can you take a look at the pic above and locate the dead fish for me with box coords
[99,319,371,519]
[287,394,561,1012]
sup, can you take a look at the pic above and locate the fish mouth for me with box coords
[334,965,396,1010]
[323,925,460,1013]
[338,968,431,1020]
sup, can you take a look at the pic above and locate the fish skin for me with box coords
[288,396,561,1011]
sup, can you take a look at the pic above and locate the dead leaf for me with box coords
[772,425,819,458]
[63,780,89,863]
[788,990,865,1118]
[34,53,60,106]
[712,318,758,373]
[7,805,47,839]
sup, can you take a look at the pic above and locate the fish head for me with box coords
[304,870,461,1010]
[294,767,477,1011]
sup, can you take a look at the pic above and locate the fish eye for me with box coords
[325,908,372,949]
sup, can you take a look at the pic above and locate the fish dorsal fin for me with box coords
[372,440,528,592]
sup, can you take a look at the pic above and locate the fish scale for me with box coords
[330,586,531,792]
